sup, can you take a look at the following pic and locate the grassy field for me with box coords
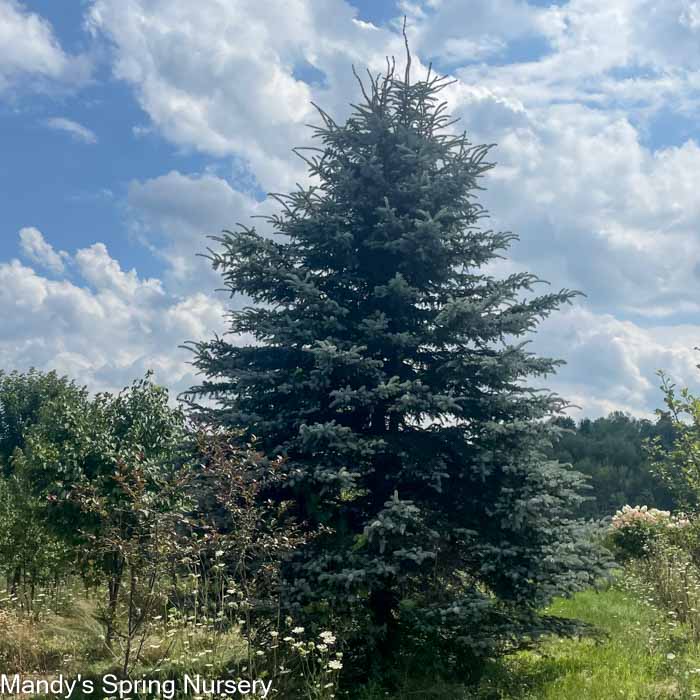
[3,584,700,699]
[475,587,700,699]
[358,587,700,699]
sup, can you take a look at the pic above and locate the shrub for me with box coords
[611,506,700,643]
[608,505,689,560]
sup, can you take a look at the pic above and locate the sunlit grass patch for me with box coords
[355,586,700,699]
[477,587,700,700]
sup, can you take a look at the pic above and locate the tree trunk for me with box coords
[369,586,399,672]
[105,553,124,650]
[9,566,20,596]
[122,567,137,675]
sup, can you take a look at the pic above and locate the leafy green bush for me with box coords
[607,505,689,560]
[609,504,700,644]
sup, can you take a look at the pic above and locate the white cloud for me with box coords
[127,170,268,293]
[86,0,414,191]
[0,0,90,93]
[402,0,547,65]
[436,89,700,318]
[534,305,700,418]
[44,117,97,144]
[19,226,69,274]
[74,243,165,305]
[1,232,231,398]
[445,0,700,113]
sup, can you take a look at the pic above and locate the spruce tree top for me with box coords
[186,55,608,667]
[188,61,575,442]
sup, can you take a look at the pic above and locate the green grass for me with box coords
[358,587,700,699]
[7,585,700,699]
[476,587,697,699]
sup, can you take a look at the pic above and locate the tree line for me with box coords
[551,411,677,518]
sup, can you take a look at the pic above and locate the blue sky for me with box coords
[3,0,700,416]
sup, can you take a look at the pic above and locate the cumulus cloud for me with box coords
[0,0,90,93]
[533,306,700,418]
[127,170,268,293]
[85,0,416,191]
[44,117,97,144]
[453,100,700,316]
[402,0,549,65]
[5,0,700,417]
[2,231,231,398]
[447,0,700,112]
[19,226,69,274]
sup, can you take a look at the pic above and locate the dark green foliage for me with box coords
[19,372,187,550]
[0,369,86,599]
[647,371,700,509]
[0,368,86,476]
[607,520,665,561]
[185,62,610,678]
[550,412,676,518]
[2,371,189,648]
[0,472,73,603]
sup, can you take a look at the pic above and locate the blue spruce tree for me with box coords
[185,56,609,682]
